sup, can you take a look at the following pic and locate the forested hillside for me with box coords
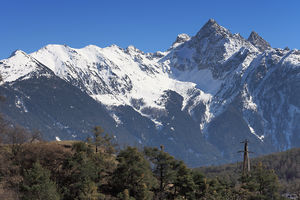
[0,122,293,199]
[198,148,300,197]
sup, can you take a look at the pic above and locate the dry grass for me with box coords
[49,140,77,149]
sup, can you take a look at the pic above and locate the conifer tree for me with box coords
[21,161,59,200]
[112,147,156,200]
[144,147,179,199]
[173,161,195,199]
[241,162,282,200]
[60,142,101,200]
[93,126,104,153]
[92,126,115,155]
[90,127,117,191]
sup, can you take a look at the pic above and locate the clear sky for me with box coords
[1,0,299,59]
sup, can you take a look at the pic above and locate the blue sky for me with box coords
[1,0,299,59]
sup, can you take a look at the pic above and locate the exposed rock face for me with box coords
[248,31,271,51]
[0,19,299,167]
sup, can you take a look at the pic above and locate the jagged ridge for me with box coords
[0,19,299,166]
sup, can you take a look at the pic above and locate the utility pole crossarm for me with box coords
[238,139,253,175]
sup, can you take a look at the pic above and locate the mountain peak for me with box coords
[195,19,230,40]
[175,33,190,43]
[207,18,217,25]
[126,45,138,51]
[1,49,49,82]
[247,31,271,51]
[125,45,144,54]
[9,49,28,58]
[171,33,190,48]
[202,18,223,31]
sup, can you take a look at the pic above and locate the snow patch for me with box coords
[152,119,163,130]
[110,113,122,125]
[15,96,28,113]
[242,84,257,111]
[248,124,264,142]
[172,68,222,95]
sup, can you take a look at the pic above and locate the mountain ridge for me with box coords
[0,19,299,166]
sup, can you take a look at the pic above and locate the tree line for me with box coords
[198,147,300,198]
[0,123,288,200]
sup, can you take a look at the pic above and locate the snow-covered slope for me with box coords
[1,19,300,166]
[31,44,172,107]
[29,42,204,127]
[0,50,53,82]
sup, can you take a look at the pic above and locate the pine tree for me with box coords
[60,142,101,200]
[173,161,195,199]
[241,162,282,200]
[144,147,179,199]
[89,127,117,192]
[92,126,115,155]
[21,161,59,200]
[93,126,104,153]
[112,147,156,200]
[192,171,208,199]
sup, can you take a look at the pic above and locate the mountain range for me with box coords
[1,19,299,166]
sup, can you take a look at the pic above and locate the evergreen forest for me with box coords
[0,121,297,200]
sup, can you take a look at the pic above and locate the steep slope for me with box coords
[0,51,134,144]
[0,19,299,166]
[29,44,221,165]
[1,47,222,166]
[0,50,53,82]
[248,31,271,51]
[241,48,300,149]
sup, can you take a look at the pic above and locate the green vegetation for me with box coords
[112,147,155,199]
[21,161,60,200]
[0,123,293,199]
[197,147,300,198]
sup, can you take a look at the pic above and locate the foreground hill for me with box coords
[1,19,300,166]
[0,137,288,200]
[197,147,300,194]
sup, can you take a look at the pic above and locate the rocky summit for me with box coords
[0,19,299,166]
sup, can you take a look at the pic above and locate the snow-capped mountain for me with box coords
[0,19,299,166]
